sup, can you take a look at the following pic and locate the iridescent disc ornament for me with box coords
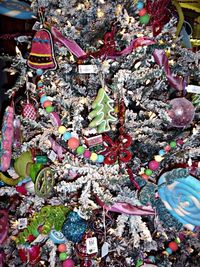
[167,98,195,128]
[158,168,200,230]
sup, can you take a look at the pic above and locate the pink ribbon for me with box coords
[0,210,9,245]
[96,196,155,216]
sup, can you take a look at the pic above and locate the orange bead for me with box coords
[43,100,52,108]
[168,241,179,252]
[141,173,149,181]
[68,137,80,150]
[139,8,147,16]
[57,244,67,253]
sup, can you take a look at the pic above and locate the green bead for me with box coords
[175,237,181,244]
[145,169,153,176]
[170,141,177,148]
[46,106,54,113]
[139,14,150,25]
[76,146,85,155]
[59,252,68,261]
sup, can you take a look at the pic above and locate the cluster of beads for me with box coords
[163,237,180,256]
[36,68,104,164]
[140,139,184,181]
[136,1,150,25]
[58,126,104,163]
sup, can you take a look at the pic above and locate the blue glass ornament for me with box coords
[62,211,87,243]
[159,149,165,156]
[97,155,104,163]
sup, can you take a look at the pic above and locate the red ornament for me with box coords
[68,137,80,150]
[19,245,41,264]
[22,103,37,120]
[139,8,147,16]
[168,241,179,252]
[58,244,67,253]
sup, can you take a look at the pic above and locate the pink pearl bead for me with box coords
[149,160,159,171]
[176,139,184,145]
[83,150,91,158]
[164,145,171,152]
[62,258,75,267]
[139,8,147,16]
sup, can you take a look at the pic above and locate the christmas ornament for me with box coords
[49,230,66,244]
[0,106,14,172]
[62,258,75,267]
[62,211,87,243]
[18,245,41,265]
[167,98,195,127]
[163,237,181,256]
[88,88,116,133]
[27,29,57,72]
[14,150,34,178]
[158,168,200,230]
[34,167,55,198]
[22,102,37,120]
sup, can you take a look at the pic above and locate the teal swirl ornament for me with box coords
[158,168,200,231]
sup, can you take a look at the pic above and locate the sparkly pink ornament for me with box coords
[62,258,75,267]
[148,160,159,171]
[83,150,91,159]
[168,98,195,128]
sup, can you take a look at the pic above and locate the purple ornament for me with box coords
[168,98,195,128]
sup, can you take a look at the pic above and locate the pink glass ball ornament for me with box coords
[167,98,195,128]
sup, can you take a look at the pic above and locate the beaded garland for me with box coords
[36,69,105,164]
[136,1,150,25]
[139,138,184,181]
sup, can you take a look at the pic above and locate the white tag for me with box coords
[101,242,109,257]
[48,150,57,162]
[86,237,98,254]
[32,21,42,31]
[18,218,28,229]
[78,65,98,74]
[186,85,200,94]
[27,82,36,92]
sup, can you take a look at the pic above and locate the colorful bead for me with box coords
[168,241,179,252]
[40,95,48,104]
[136,2,144,10]
[170,141,177,148]
[166,247,173,255]
[141,173,149,180]
[63,132,72,141]
[97,155,104,163]
[62,258,75,267]
[148,160,159,171]
[175,237,181,244]
[154,155,164,162]
[90,152,98,162]
[36,69,44,76]
[164,145,171,152]
[177,139,184,145]
[159,149,165,156]
[139,13,150,25]
[58,126,67,135]
[46,106,54,113]
[59,252,68,261]
[76,146,85,155]
[43,100,52,108]
[145,169,153,176]
[57,244,67,253]
[83,150,91,158]
[139,8,147,16]
[68,137,80,150]
[37,81,43,87]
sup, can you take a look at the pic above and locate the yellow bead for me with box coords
[90,152,98,162]
[154,155,164,162]
[58,126,67,134]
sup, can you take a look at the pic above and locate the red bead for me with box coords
[58,244,67,253]
[164,145,171,152]
[43,100,52,108]
[139,8,147,16]
[149,160,159,171]
[141,173,149,181]
[68,137,80,150]
[168,241,179,252]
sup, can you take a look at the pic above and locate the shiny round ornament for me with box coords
[58,244,67,252]
[49,230,66,244]
[168,241,179,251]
[62,211,87,243]
[46,106,54,113]
[63,132,72,141]
[43,100,52,108]
[90,152,98,162]
[83,150,91,158]
[58,126,67,134]
[76,146,85,155]
[167,98,195,128]
[149,160,159,171]
[158,168,200,230]
[68,137,80,150]
[62,258,75,267]
[59,252,68,261]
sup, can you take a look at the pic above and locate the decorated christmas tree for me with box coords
[0,0,200,266]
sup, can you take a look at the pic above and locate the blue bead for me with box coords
[159,149,165,156]
[37,81,43,87]
[63,132,72,141]
[40,95,47,104]
[137,1,144,10]
[166,248,173,255]
[97,155,104,163]
[36,69,44,76]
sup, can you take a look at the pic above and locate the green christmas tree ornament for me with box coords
[88,88,117,133]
